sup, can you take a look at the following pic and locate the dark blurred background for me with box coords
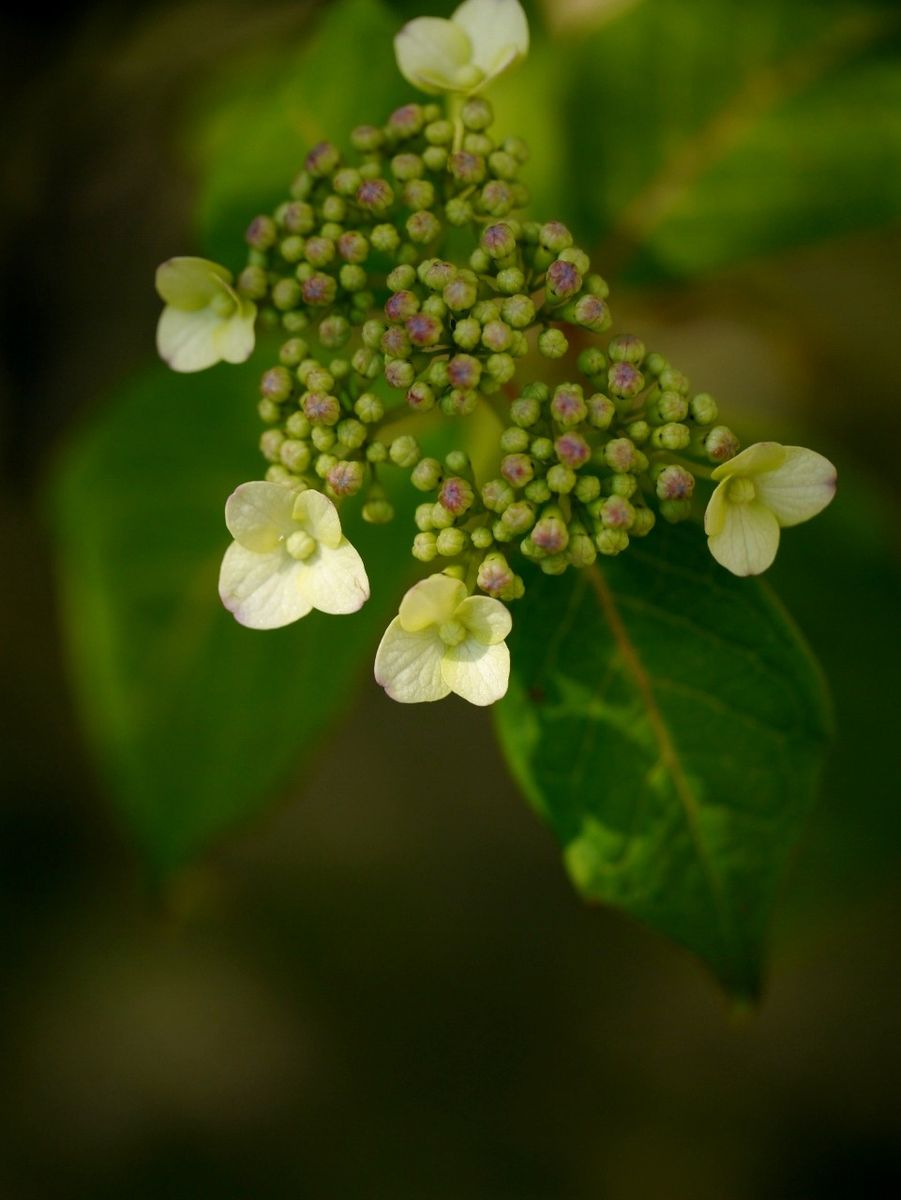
[2,1,900,1196]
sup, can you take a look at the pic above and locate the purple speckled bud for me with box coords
[388,104,424,138]
[481,223,517,259]
[447,354,481,390]
[327,461,365,497]
[438,476,475,517]
[655,464,695,500]
[301,273,337,307]
[500,453,534,488]
[546,259,582,301]
[356,178,395,214]
[550,384,587,428]
[302,392,341,426]
[478,553,515,598]
[406,313,442,347]
[385,290,420,322]
[555,433,591,469]
[380,326,411,357]
[600,496,636,530]
[449,152,486,185]
[572,294,610,332]
[532,511,569,554]
[245,215,277,251]
[608,362,644,399]
[338,232,369,263]
[305,141,340,176]
[282,202,315,235]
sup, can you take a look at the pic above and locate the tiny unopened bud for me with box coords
[311,426,336,452]
[279,439,311,473]
[389,435,421,469]
[539,221,573,252]
[608,335,646,364]
[651,422,691,450]
[385,359,415,389]
[327,460,365,497]
[353,393,383,424]
[690,392,718,425]
[569,294,611,332]
[704,425,740,463]
[301,273,336,307]
[303,392,341,426]
[246,215,277,250]
[608,362,644,399]
[260,366,293,403]
[655,464,695,500]
[481,478,515,513]
[449,151,486,185]
[547,464,576,494]
[445,196,473,226]
[567,522,597,567]
[388,103,424,139]
[574,474,601,503]
[604,438,638,473]
[356,178,395,214]
[413,532,438,562]
[525,478,552,504]
[631,508,656,537]
[550,383,587,428]
[407,210,441,244]
[587,394,615,430]
[237,265,268,299]
[538,328,569,358]
[500,453,534,488]
[406,381,435,412]
[305,141,340,176]
[371,224,401,254]
[272,278,302,310]
[595,529,629,556]
[545,259,582,301]
[477,552,516,598]
[659,367,690,395]
[337,419,367,450]
[659,499,692,523]
[447,354,481,390]
[443,274,478,312]
[481,223,517,259]
[532,508,569,554]
[578,348,607,377]
[555,433,591,469]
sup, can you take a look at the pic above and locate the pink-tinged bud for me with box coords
[245,214,277,250]
[380,326,411,358]
[550,383,587,428]
[555,433,591,469]
[481,223,517,259]
[305,141,340,175]
[356,179,395,214]
[301,273,337,307]
[571,294,610,331]
[302,392,341,426]
[385,290,420,322]
[438,476,475,517]
[704,425,740,463]
[449,152,486,184]
[539,221,573,252]
[282,202,316,234]
[406,313,442,347]
[532,510,569,554]
[500,453,534,488]
[388,104,424,138]
[385,359,415,389]
[477,553,515,598]
[600,496,635,530]
[447,354,481,390]
[406,381,435,412]
[260,366,293,403]
[481,478,515,512]
[443,274,478,312]
[326,461,365,497]
[546,259,582,301]
[604,438,639,473]
[608,362,644,399]
[338,231,369,263]
[655,464,695,500]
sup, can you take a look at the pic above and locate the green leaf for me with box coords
[51,360,418,873]
[494,524,832,998]
[186,0,409,266]
[562,0,901,278]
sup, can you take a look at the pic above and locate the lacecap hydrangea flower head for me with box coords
[154,0,836,707]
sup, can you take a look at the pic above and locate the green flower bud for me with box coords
[500,426,530,454]
[358,161,383,181]
[279,338,308,367]
[246,214,277,250]
[469,247,492,274]
[644,352,667,376]
[305,141,340,176]
[352,347,381,379]
[538,328,569,358]
[626,420,650,445]
[259,306,281,332]
[481,222,517,259]
[547,464,576,494]
[584,273,610,298]
[285,411,311,439]
[578,348,607,377]
[510,395,541,427]
[436,527,468,557]
[481,478,514,513]
[301,273,337,307]
[236,265,269,300]
[574,474,601,503]
[453,317,481,350]
[481,320,512,353]
[362,494,395,524]
[304,364,335,392]
[385,359,416,390]
[449,151,486,185]
[351,124,384,152]
[651,422,691,451]
[411,457,443,491]
[471,526,494,550]
[289,171,313,200]
[340,263,367,292]
[605,438,639,472]
[440,388,477,416]
[488,148,518,180]
[530,436,554,463]
[704,425,740,463]
[277,438,311,472]
[282,310,309,334]
[272,278,302,310]
[388,103,425,139]
[425,118,454,145]
[472,299,501,324]
[318,315,351,348]
[569,294,611,332]
[524,478,552,504]
[371,223,401,254]
[430,502,454,529]
[391,152,423,181]
[407,210,441,244]
[608,334,646,364]
[567,522,597,567]
[487,354,516,383]
[406,381,435,412]
[427,359,450,389]
[366,441,388,464]
[389,435,421,469]
[478,180,515,217]
[415,503,435,531]
[265,464,294,485]
[443,274,478,312]
[558,246,590,275]
[413,532,438,562]
[336,418,366,450]
[444,450,469,475]
[303,391,341,426]
[261,429,285,461]
[381,326,412,358]
[539,221,573,252]
[326,461,365,497]
[321,195,347,223]
[421,295,447,320]
[595,528,629,556]
[600,495,636,530]
[501,453,534,488]
[608,362,644,399]
[607,473,638,498]
[311,426,336,452]
[659,498,692,524]
[279,235,306,264]
[260,366,293,403]
[658,367,690,395]
[539,554,569,576]
[351,393,382,425]
[494,268,524,296]
[690,392,718,425]
[356,178,395,214]
[631,507,656,537]
[423,145,448,172]
[445,197,473,226]
[649,390,689,423]
[258,398,280,423]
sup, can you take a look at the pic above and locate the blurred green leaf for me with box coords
[188,0,409,265]
[495,524,831,997]
[562,0,901,278]
[52,360,418,872]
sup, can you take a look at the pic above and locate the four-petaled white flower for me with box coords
[156,257,256,373]
[375,573,512,705]
[395,0,529,96]
[704,442,837,576]
[219,481,370,629]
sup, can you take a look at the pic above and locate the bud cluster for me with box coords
[236,95,741,600]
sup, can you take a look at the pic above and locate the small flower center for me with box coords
[438,619,467,648]
[727,478,757,505]
[286,530,317,561]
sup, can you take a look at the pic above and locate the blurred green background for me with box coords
[2,0,900,1195]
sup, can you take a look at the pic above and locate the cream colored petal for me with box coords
[398,573,468,632]
[452,0,528,77]
[710,441,784,482]
[155,257,232,309]
[456,595,512,645]
[225,481,296,551]
[307,541,370,614]
[703,479,730,537]
[707,500,780,577]
[374,618,450,702]
[753,446,837,528]
[394,16,472,93]
[214,298,257,365]
[293,489,343,548]
[218,542,314,629]
[441,637,510,706]
[157,305,226,373]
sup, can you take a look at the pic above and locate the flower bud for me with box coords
[651,422,691,451]
[449,152,486,185]
[539,221,573,252]
[354,393,383,424]
[366,442,388,464]
[569,294,611,332]
[363,496,395,524]
[501,453,534,488]
[436,527,468,557]
[315,453,338,478]
[481,478,514,513]
[547,464,576,494]
[626,420,650,445]
[584,274,610,298]
[587,394,615,430]
[501,294,536,329]
[631,507,656,537]
[574,474,601,503]
[655,464,695,500]
[447,354,481,390]
[430,503,454,530]
[481,222,517,259]
[532,508,570,554]
[607,473,638,499]
[258,399,280,423]
[550,383,587,428]
[246,214,277,250]
[690,392,718,425]
[303,391,341,426]
[658,367,690,394]
[659,499,692,523]
[371,224,401,254]
[413,532,438,562]
[352,347,381,379]
[389,435,421,469]
[509,395,539,428]
[336,418,366,450]
[326,461,365,497]
[385,359,415,389]
[595,529,629,556]
[704,425,740,463]
[305,141,340,176]
[260,366,293,403]
[405,381,435,412]
[545,259,582,302]
[539,554,569,576]
[538,328,569,358]
[301,274,337,307]
[279,439,311,473]
[525,478,552,504]
[237,265,269,300]
[407,211,441,244]
[608,334,646,364]
[443,274,478,312]
[608,362,644,399]
[311,426,336,452]
[578,348,607,377]
[649,390,689,423]
[272,278,302,310]
[445,197,473,226]
[567,522,597,567]
[600,495,635,530]
[555,432,591,469]
[437,476,474,516]
[411,458,442,491]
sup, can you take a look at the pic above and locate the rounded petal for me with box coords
[441,638,510,706]
[710,441,784,482]
[157,305,228,373]
[703,479,730,537]
[753,446,837,528]
[219,542,313,629]
[394,16,472,93]
[398,573,468,632]
[374,618,450,702]
[155,257,232,309]
[214,298,257,365]
[294,489,342,549]
[452,0,528,79]
[225,481,297,551]
[307,541,370,615]
[456,595,512,645]
[707,500,780,577]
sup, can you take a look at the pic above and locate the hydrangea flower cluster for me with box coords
[154,0,836,707]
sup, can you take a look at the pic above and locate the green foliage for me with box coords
[495,526,831,996]
[562,0,901,277]
[52,360,418,871]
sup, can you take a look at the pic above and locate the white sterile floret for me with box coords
[704,442,837,576]
[156,257,256,373]
[219,481,370,629]
[375,573,512,705]
[395,0,529,95]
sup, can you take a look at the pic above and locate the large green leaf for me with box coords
[562,0,901,278]
[52,360,420,872]
[494,524,831,997]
